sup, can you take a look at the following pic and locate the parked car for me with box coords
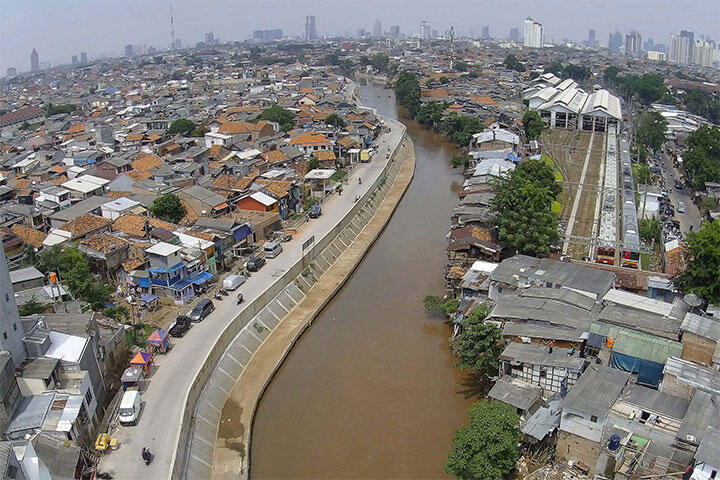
[677,201,686,213]
[189,299,215,322]
[309,204,322,218]
[168,315,192,337]
[675,180,683,190]
[263,241,283,259]
[273,231,292,242]
[119,390,142,426]
[223,274,247,291]
[246,257,266,272]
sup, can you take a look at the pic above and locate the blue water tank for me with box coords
[608,434,621,451]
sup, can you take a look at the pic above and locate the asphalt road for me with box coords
[99,117,406,480]
[658,149,703,235]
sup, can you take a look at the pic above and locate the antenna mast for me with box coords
[449,26,455,71]
[170,0,176,50]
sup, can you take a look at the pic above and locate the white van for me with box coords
[119,390,141,426]
[263,241,283,259]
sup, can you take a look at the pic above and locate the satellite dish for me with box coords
[683,293,701,308]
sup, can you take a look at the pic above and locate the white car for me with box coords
[677,202,686,213]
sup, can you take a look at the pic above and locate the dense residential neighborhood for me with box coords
[0,14,719,480]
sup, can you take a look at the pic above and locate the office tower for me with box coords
[205,31,215,45]
[481,26,490,39]
[669,32,693,65]
[72,55,78,66]
[644,38,654,51]
[80,52,88,65]
[608,30,623,51]
[124,44,133,57]
[390,25,400,39]
[692,39,714,67]
[509,27,520,42]
[523,18,543,48]
[373,19,382,38]
[30,48,39,72]
[6,67,16,77]
[174,38,182,49]
[588,29,596,47]
[419,20,431,40]
[253,29,283,42]
[305,16,317,40]
[0,248,28,367]
[625,31,642,56]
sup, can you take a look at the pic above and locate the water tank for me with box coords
[608,434,621,451]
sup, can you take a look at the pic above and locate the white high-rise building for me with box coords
[669,33,692,65]
[419,21,431,40]
[523,17,543,48]
[373,19,382,38]
[692,39,716,68]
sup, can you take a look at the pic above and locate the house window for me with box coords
[590,415,598,423]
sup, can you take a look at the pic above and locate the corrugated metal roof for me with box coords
[591,323,683,364]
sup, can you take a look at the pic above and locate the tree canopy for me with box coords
[259,105,295,131]
[612,73,666,105]
[683,90,720,125]
[150,193,186,224]
[441,114,485,146]
[445,400,521,480]
[325,113,346,128]
[683,125,720,191]
[522,110,544,141]
[394,71,421,118]
[491,159,561,256]
[44,103,76,116]
[635,111,668,152]
[504,54,526,72]
[167,118,195,135]
[451,305,502,381]
[416,101,448,127]
[674,220,720,304]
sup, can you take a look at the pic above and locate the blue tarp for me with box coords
[611,352,664,387]
[189,271,213,285]
[140,294,158,303]
[507,153,522,162]
[137,277,150,288]
[147,262,185,274]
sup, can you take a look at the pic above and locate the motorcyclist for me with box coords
[358,177,362,185]
[141,447,151,466]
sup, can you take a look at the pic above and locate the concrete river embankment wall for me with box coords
[171,121,410,479]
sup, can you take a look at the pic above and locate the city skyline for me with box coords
[1,0,719,73]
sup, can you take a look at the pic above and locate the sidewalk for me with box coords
[98,118,406,480]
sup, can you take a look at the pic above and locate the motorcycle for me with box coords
[220,289,229,296]
[213,292,223,301]
[237,293,244,305]
[358,177,362,185]
[141,448,152,466]
[354,195,360,203]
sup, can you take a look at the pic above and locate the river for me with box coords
[250,81,477,479]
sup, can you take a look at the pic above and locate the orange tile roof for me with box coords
[312,150,336,161]
[112,214,147,237]
[124,133,145,142]
[208,145,223,158]
[337,136,358,148]
[260,150,288,163]
[179,200,198,225]
[148,217,179,232]
[80,233,131,254]
[50,165,66,174]
[470,96,500,108]
[131,153,164,172]
[66,123,85,134]
[218,121,254,134]
[423,89,449,98]
[10,224,47,248]
[106,191,133,199]
[227,105,260,113]
[61,214,111,239]
[125,170,152,181]
[256,179,292,198]
[289,132,331,146]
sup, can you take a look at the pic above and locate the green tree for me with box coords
[504,54,526,72]
[451,306,502,379]
[639,218,661,244]
[545,60,564,76]
[325,113,346,128]
[563,63,591,81]
[636,111,668,152]
[259,105,295,131]
[370,53,390,73]
[454,61,469,72]
[445,400,521,480]
[675,220,720,303]
[18,297,45,316]
[522,109,544,141]
[439,76,450,84]
[395,71,421,118]
[633,163,652,185]
[150,193,186,224]
[603,66,620,84]
[683,125,720,191]
[451,153,471,169]
[19,121,31,130]
[167,118,195,135]
[423,295,443,313]
[416,101,448,127]
[441,114,485,146]
[103,305,129,321]
[190,126,209,137]
[491,159,562,256]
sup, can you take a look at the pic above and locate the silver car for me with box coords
[677,202,686,213]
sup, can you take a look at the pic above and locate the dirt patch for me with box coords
[218,398,246,456]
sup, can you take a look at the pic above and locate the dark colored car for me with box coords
[308,204,322,219]
[246,257,266,272]
[168,316,192,337]
[675,180,683,190]
[189,299,215,322]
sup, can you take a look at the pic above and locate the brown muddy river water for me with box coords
[250,81,478,479]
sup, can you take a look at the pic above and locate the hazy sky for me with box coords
[1,0,719,73]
